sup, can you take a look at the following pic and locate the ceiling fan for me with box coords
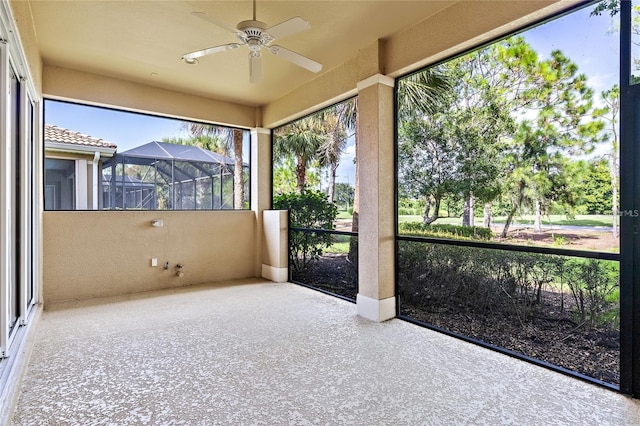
[181,0,322,83]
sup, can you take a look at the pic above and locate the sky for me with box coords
[44,3,619,189]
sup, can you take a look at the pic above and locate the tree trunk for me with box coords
[462,195,474,227]
[502,181,526,238]
[483,202,492,228]
[534,199,542,233]
[327,163,338,203]
[501,206,517,238]
[423,197,441,225]
[422,196,432,224]
[296,155,306,193]
[233,129,244,209]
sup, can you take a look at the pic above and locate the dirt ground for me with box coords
[493,227,619,252]
[336,219,619,253]
[401,295,620,385]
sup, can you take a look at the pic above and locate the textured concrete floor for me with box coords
[10,279,640,425]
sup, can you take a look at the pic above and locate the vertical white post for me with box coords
[75,159,88,210]
[251,127,272,277]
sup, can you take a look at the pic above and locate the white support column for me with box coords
[92,151,100,210]
[355,74,396,322]
[75,159,88,210]
[251,127,272,277]
[261,209,289,282]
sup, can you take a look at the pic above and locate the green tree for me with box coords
[397,46,511,226]
[600,85,620,237]
[334,182,354,210]
[273,116,326,193]
[496,39,605,236]
[315,100,356,203]
[575,159,613,215]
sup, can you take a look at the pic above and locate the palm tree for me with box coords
[183,123,246,209]
[316,107,348,203]
[273,117,326,193]
[397,69,451,119]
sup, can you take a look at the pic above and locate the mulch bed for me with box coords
[292,253,357,300]
[401,294,620,385]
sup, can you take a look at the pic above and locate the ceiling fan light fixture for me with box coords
[182,56,199,65]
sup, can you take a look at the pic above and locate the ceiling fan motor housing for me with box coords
[236,20,274,47]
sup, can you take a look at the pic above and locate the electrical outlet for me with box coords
[151,258,158,267]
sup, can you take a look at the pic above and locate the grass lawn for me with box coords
[337,210,353,220]
[398,214,614,227]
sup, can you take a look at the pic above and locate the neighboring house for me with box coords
[44,124,117,210]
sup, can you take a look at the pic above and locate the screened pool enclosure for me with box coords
[102,141,248,210]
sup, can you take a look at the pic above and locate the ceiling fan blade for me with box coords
[268,45,322,73]
[249,53,263,83]
[265,17,310,40]
[190,11,242,35]
[182,43,241,61]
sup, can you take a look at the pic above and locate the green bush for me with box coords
[564,258,619,327]
[399,222,492,240]
[273,190,338,272]
[397,240,620,330]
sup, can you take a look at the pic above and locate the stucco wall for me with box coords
[43,65,258,129]
[43,210,256,305]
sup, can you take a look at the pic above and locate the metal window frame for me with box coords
[619,0,640,398]
[0,0,41,361]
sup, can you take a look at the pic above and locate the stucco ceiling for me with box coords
[27,0,458,107]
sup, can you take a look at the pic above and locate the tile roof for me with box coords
[44,124,117,149]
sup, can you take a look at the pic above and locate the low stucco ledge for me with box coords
[261,264,288,283]
[356,294,396,322]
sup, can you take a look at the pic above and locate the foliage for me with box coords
[397,35,607,234]
[591,0,619,17]
[334,183,354,209]
[397,241,620,330]
[273,99,356,198]
[564,258,619,327]
[399,222,492,240]
[315,100,356,203]
[574,159,613,215]
[273,190,338,272]
[397,49,508,225]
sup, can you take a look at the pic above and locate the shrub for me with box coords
[564,258,619,327]
[398,239,620,330]
[273,190,338,272]
[399,222,492,240]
